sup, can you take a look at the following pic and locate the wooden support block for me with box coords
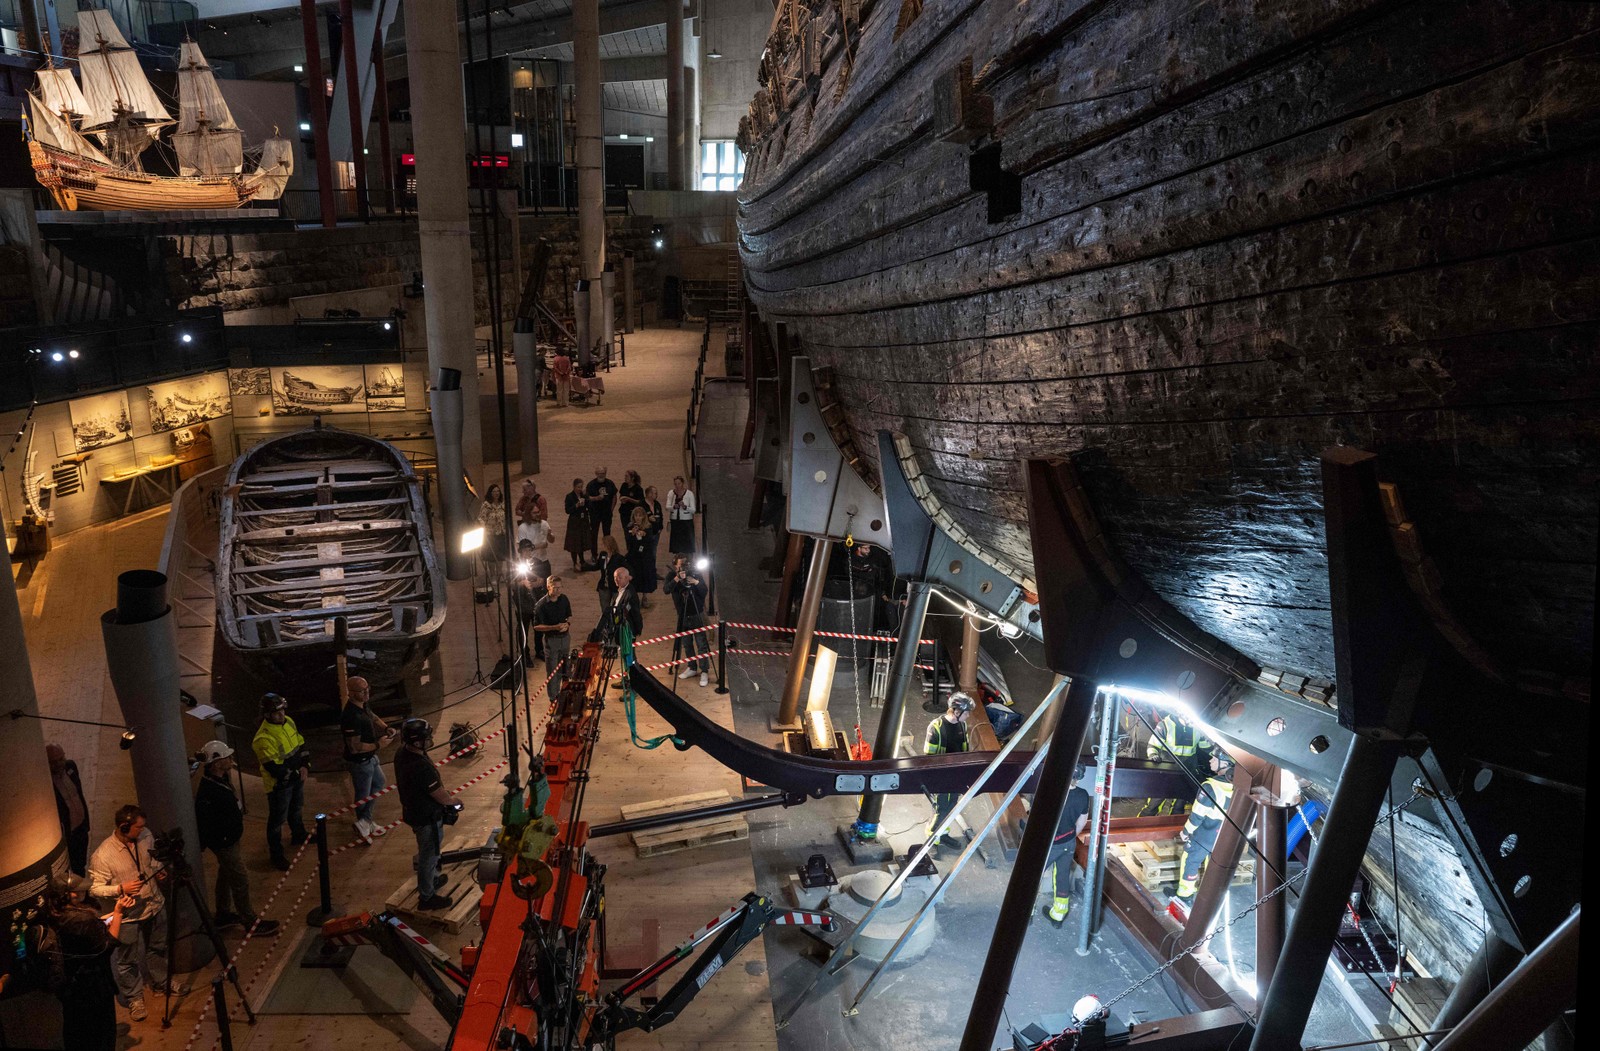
[386,830,483,933]
[622,791,750,858]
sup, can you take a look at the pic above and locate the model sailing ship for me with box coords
[26,11,292,211]
[216,423,444,691]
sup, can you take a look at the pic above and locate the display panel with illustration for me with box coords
[69,391,133,451]
[147,372,230,432]
[270,366,367,415]
[229,367,270,395]
[365,364,407,411]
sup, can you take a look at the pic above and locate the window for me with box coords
[699,140,745,190]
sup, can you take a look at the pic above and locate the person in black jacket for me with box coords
[663,555,711,687]
[45,873,132,1051]
[47,744,91,875]
[192,741,279,936]
[594,565,643,648]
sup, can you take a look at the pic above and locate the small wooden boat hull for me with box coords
[216,425,446,696]
[31,141,256,211]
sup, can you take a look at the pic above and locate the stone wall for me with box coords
[160,214,661,326]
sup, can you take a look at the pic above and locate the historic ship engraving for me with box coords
[25,12,293,211]
[281,371,364,407]
[216,424,445,690]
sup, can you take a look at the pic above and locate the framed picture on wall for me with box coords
[68,391,133,452]
[269,366,367,415]
[365,364,406,411]
[147,372,230,433]
[229,367,271,396]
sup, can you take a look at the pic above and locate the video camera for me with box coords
[151,827,190,878]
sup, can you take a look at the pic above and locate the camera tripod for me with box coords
[157,848,256,1029]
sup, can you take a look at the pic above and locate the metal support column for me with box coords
[1432,909,1579,1051]
[371,28,394,213]
[774,539,832,730]
[574,0,605,356]
[337,0,368,220]
[1255,801,1287,992]
[958,613,980,695]
[958,677,1100,1051]
[854,579,933,828]
[300,0,337,228]
[1177,762,1259,953]
[1432,929,1522,1032]
[1077,686,1116,953]
[1249,734,1404,1049]
[622,251,636,332]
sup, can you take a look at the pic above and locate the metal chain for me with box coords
[1092,789,1421,1019]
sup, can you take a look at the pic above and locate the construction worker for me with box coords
[1042,764,1093,928]
[1141,712,1212,816]
[925,692,975,850]
[1174,752,1235,909]
[252,693,310,871]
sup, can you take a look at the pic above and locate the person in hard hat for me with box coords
[192,740,279,937]
[925,692,975,850]
[395,718,464,911]
[1174,752,1236,909]
[1042,764,1094,928]
[252,693,310,871]
[1141,712,1212,816]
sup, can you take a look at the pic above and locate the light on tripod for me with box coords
[515,560,532,577]
[694,556,710,572]
[460,527,485,554]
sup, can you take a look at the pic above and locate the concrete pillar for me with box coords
[574,280,593,370]
[300,0,337,228]
[513,324,541,475]
[0,536,66,921]
[684,64,697,186]
[622,250,636,332]
[404,0,483,534]
[601,263,616,360]
[433,369,472,580]
[664,0,684,190]
[337,0,368,219]
[100,571,211,969]
[574,0,606,359]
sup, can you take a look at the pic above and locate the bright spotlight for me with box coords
[694,557,710,572]
[50,351,64,363]
[460,526,485,554]
[67,349,80,359]
[514,560,532,577]
[180,332,193,344]
[653,238,664,250]
[293,64,304,73]
[382,321,393,331]
[299,121,312,131]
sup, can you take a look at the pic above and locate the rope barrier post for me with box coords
[305,813,335,925]
[212,976,235,1051]
[715,620,729,694]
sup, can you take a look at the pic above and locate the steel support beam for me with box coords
[1431,928,1522,1032]
[1176,762,1261,954]
[958,677,1099,1051]
[854,579,932,826]
[774,539,833,729]
[1249,733,1403,1049]
[300,0,337,228]
[1432,909,1579,1051]
[1254,802,1287,993]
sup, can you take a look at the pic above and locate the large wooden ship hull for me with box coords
[30,141,257,211]
[216,425,446,692]
[739,0,1598,691]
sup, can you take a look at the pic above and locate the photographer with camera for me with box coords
[664,555,711,688]
[252,693,310,871]
[394,718,464,911]
[85,804,176,1021]
[193,741,281,936]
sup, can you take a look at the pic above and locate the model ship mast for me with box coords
[23,10,294,211]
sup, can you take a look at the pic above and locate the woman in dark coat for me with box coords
[594,535,623,607]
[48,873,132,1051]
[625,506,657,608]
[643,485,666,581]
[617,470,645,525]
[563,477,591,571]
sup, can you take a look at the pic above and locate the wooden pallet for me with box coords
[386,829,483,933]
[1111,840,1256,893]
[623,790,750,858]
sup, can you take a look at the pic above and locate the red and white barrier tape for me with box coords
[720,621,933,646]
[631,623,717,648]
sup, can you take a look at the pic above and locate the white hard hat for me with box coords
[199,740,234,764]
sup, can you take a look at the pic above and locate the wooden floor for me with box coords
[10,324,774,1051]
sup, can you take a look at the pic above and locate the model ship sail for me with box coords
[173,41,242,176]
[24,9,295,210]
[76,10,172,169]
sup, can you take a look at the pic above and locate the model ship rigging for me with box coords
[25,11,293,211]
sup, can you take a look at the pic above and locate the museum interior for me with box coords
[0,1,1590,1050]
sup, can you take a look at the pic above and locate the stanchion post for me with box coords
[715,620,729,694]
[213,976,235,1051]
[306,813,335,925]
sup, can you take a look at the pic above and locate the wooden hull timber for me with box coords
[737,0,1599,692]
[30,140,257,211]
[216,424,446,695]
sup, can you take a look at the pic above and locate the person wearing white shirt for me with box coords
[667,475,697,555]
[516,515,552,578]
[86,805,178,1020]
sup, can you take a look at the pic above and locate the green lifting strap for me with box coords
[617,619,686,751]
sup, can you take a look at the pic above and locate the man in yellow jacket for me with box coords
[252,693,310,870]
[1174,752,1235,908]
